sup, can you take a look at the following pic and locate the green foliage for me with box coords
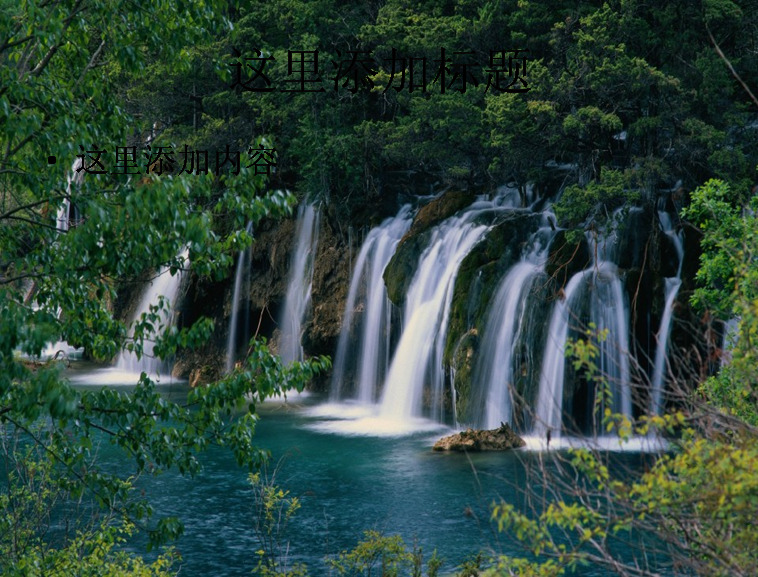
[0,440,177,576]
[249,465,308,576]
[489,407,758,575]
[682,178,758,426]
[329,530,442,577]
[3,523,178,577]
[120,0,757,225]
[553,169,638,229]
[330,531,413,577]
[681,179,756,316]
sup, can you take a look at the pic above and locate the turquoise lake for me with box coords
[69,368,657,576]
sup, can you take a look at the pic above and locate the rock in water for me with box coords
[432,423,525,452]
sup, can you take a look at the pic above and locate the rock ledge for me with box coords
[433,423,525,452]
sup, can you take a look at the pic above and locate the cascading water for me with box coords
[330,205,412,403]
[34,166,84,360]
[115,249,189,378]
[226,222,254,373]
[56,198,71,233]
[650,210,684,415]
[592,263,632,418]
[378,193,520,423]
[279,203,320,364]
[310,185,673,445]
[473,261,543,429]
[533,271,587,438]
[534,226,632,438]
[469,215,556,430]
[56,164,82,233]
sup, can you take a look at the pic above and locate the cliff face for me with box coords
[152,185,710,428]
[302,216,351,359]
[170,208,351,388]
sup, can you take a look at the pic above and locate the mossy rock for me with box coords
[384,188,475,304]
[383,229,431,305]
[450,329,479,423]
[444,212,542,366]
[433,423,525,452]
[403,189,475,242]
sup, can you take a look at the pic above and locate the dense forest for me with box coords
[130,0,757,219]
[1,0,757,575]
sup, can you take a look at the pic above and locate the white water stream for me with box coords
[226,222,254,372]
[330,205,412,403]
[279,203,320,364]
[378,192,521,422]
[115,248,189,378]
[650,211,684,415]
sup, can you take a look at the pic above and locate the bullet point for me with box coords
[48,156,56,164]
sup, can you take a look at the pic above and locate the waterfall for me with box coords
[534,271,586,438]
[473,262,542,429]
[279,203,320,364]
[592,264,632,419]
[56,165,82,233]
[471,218,554,429]
[32,165,84,360]
[534,249,632,438]
[115,249,189,378]
[378,193,518,422]
[650,210,684,415]
[56,198,71,233]
[226,222,254,373]
[330,205,412,402]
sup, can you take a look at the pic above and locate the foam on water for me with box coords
[521,434,668,453]
[68,367,186,386]
[303,402,448,437]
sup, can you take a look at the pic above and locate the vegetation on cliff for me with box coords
[127,0,757,223]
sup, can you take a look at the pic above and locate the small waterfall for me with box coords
[378,193,518,422]
[226,222,254,373]
[592,264,632,418]
[330,205,412,402]
[116,249,189,378]
[534,271,586,437]
[279,203,320,364]
[32,165,84,360]
[56,198,71,233]
[471,218,554,429]
[535,228,632,439]
[56,165,82,233]
[650,211,684,415]
[473,262,543,429]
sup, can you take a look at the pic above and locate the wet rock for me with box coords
[433,423,525,452]
[401,189,474,243]
[384,189,475,304]
[450,329,478,423]
[444,212,541,365]
[304,217,351,359]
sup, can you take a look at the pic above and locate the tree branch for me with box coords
[76,39,107,87]
[706,23,758,109]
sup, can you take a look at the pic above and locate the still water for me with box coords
[70,369,654,576]
[134,399,525,575]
